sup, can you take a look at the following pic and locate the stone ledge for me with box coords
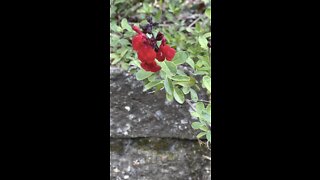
[110,138,211,180]
[110,67,201,139]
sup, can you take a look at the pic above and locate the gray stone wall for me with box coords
[110,67,211,180]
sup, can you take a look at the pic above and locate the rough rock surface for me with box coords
[110,67,211,180]
[110,67,200,139]
[110,138,211,180]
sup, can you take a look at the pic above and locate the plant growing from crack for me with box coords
[110,0,212,149]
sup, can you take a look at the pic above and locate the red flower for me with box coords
[131,24,176,72]
[156,50,165,62]
[132,25,160,72]
[141,61,161,72]
[137,46,156,63]
[157,38,176,61]
[132,34,146,51]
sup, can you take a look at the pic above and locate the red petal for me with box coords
[156,50,165,62]
[137,46,156,63]
[132,34,146,52]
[161,45,176,61]
[132,25,142,34]
[141,61,161,72]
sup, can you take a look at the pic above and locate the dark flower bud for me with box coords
[140,24,147,31]
[143,24,152,34]
[146,16,153,23]
[156,32,164,41]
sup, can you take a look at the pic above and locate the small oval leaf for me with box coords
[206,131,211,142]
[190,88,198,102]
[171,75,190,82]
[121,18,132,31]
[203,76,211,92]
[191,122,203,129]
[172,51,188,65]
[199,36,208,50]
[165,61,177,74]
[173,87,185,104]
[143,80,162,92]
[197,132,207,139]
[164,78,174,95]
[196,102,205,113]
[136,70,153,80]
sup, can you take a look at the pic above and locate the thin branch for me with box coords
[187,16,202,28]
[186,99,196,111]
[203,155,211,161]
[192,99,211,103]
[158,24,173,27]
[206,141,211,150]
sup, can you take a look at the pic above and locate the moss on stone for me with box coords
[110,141,124,154]
[151,138,170,151]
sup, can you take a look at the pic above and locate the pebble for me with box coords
[125,106,131,111]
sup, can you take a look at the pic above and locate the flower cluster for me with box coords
[131,19,176,72]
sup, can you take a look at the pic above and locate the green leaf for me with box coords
[191,122,203,129]
[204,32,211,38]
[119,49,128,59]
[110,22,123,33]
[199,125,209,131]
[120,62,129,70]
[173,76,196,87]
[166,92,174,102]
[190,88,198,102]
[111,49,128,65]
[203,76,211,92]
[202,0,210,4]
[155,83,164,91]
[206,131,211,142]
[171,75,190,82]
[199,36,208,50]
[136,70,153,80]
[172,51,188,65]
[195,23,201,32]
[182,86,190,94]
[173,87,185,104]
[147,74,157,81]
[111,58,121,65]
[205,8,211,19]
[155,9,162,21]
[110,53,118,59]
[197,67,211,71]
[202,113,211,124]
[194,71,209,75]
[196,102,205,113]
[165,61,177,74]
[186,57,195,69]
[143,80,162,92]
[129,60,141,68]
[165,13,174,21]
[174,81,190,87]
[191,112,200,118]
[114,0,126,5]
[119,39,130,46]
[164,78,174,95]
[206,104,211,114]
[197,132,207,139]
[177,69,187,76]
[159,62,172,77]
[186,27,193,32]
[110,36,120,46]
[121,18,132,31]
[160,70,166,79]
